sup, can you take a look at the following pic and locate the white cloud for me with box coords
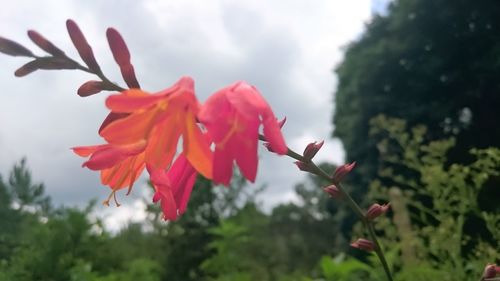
[0,1,374,230]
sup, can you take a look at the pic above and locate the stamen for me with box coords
[102,189,121,207]
[113,191,121,207]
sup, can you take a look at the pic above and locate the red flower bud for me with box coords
[14,57,78,77]
[350,238,376,252]
[0,36,34,57]
[106,28,140,89]
[482,263,500,280]
[332,162,356,183]
[294,161,313,173]
[323,184,342,198]
[78,80,105,97]
[366,203,390,221]
[303,140,324,161]
[27,30,65,57]
[66,19,101,73]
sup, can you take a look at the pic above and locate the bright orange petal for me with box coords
[144,114,181,169]
[101,152,145,190]
[183,111,213,179]
[106,89,164,112]
[100,108,159,145]
[72,144,107,157]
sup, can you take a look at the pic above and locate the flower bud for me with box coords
[332,162,356,183]
[0,36,34,57]
[323,184,342,198]
[66,19,101,73]
[106,28,140,89]
[366,203,390,221]
[482,263,500,280]
[294,161,313,173]
[350,238,376,252]
[78,80,105,97]
[27,30,65,57]
[303,140,324,161]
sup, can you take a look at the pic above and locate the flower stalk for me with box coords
[259,134,394,281]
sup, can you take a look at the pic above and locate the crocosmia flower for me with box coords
[198,81,287,185]
[148,154,197,221]
[73,76,213,204]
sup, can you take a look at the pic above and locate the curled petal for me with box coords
[72,144,108,157]
[262,116,287,155]
[106,89,162,112]
[80,141,146,170]
[99,112,130,134]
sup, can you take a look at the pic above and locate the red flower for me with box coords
[198,81,287,185]
[73,77,212,203]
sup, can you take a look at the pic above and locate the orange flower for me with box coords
[73,77,212,204]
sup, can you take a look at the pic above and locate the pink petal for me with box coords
[72,144,107,157]
[213,148,234,186]
[160,188,177,221]
[262,116,287,155]
[82,141,146,170]
[233,124,259,182]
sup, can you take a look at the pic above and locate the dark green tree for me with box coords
[333,0,500,206]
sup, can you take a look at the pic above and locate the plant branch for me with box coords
[260,134,394,281]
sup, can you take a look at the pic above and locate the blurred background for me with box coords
[0,0,499,280]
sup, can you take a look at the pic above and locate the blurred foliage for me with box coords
[1,126,498,280]
[0,159,347,280]
[333,0,500,211]
[367,115,500,280]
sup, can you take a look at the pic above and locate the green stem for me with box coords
[260,135,394,281]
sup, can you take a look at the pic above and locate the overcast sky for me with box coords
[0,0,388,230]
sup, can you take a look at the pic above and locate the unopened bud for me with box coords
[303,140,324,161]
[323,185,342,198]
[350,238,376,252]
[66,19,101,73]
[27,30,65,57]
[366,203,390,221]
[78,80,105,97]
[0,36,34,57]
[332,162,356,183]
[482,263,500,280]
[294,161,313,173]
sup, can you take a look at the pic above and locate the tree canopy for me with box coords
[333,0,500,201]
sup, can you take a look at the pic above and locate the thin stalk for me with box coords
[260,134,394,281]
